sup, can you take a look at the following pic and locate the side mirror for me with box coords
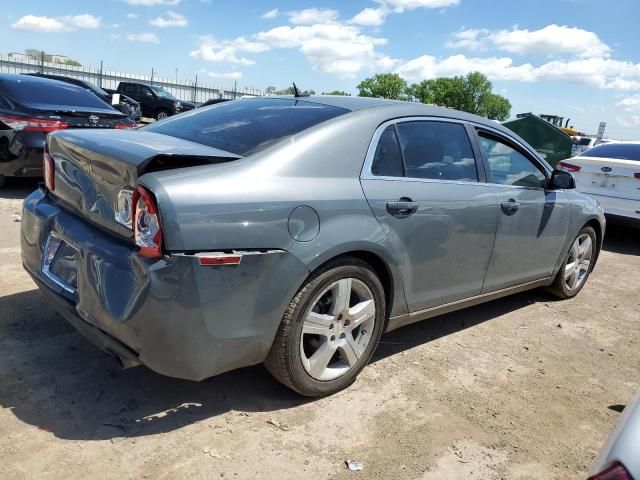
[549,169,575,189]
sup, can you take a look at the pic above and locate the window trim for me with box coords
[361,117,486,186]
[471,127,551,191]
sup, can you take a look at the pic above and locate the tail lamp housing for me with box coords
[133,186,163,259]
[0,114,68,133]
[115,186,163,259]
[43,145,55,192]
[557,161,581,172]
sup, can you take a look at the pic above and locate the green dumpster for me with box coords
[503,113,576,167]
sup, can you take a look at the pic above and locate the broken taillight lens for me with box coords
[133,186,163,259]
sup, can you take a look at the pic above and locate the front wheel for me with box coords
[265,257,386,397]
[546,226,597,299]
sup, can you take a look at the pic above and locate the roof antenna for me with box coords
[293,82,310,98]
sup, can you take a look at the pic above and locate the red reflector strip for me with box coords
[587,461,632,480]
[198,255,242,266]
[634,172,640,179]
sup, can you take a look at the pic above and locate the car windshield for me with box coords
[580,143,640,161]
[143,98,349,156]
[2,79,114,110]
[149,86,176,100]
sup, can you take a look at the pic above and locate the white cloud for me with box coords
[351,8,387,26]
[288,8,339,25]
[606,79,640,90]
[208,71,243,80]
[395,54,640,91]
[150,10,187,27]
[257,23,388,78]
[351,0,458,26]
[126,13,139,19]
[126,32,160,44]
[262,8,279,19]
[11,14,101,32]
[189,35,269,65]
[445,28,489,50]
[617,94,640,126]
[447,25,611,59]
[121,0,181,5]
[383,0,460,11]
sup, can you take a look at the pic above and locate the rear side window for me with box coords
[121,84,138,95]
[396,121,478,181]
[371,126,404,177]
[579,143,640,161]
[144,98,349,156]
[1,79,113,109]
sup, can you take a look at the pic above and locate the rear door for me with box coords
[360,119,498,312]
[474,129,571,292]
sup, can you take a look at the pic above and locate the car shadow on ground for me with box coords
[601,222,640,256]
[0,286,548,442]
[0,177,39,200]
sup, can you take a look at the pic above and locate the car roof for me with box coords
[261,95,506,131]
[0,72,81,87]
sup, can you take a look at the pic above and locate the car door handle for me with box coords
[501,199,520,216]
[386,199,418,217]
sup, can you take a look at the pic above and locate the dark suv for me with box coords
[115,82,194,120]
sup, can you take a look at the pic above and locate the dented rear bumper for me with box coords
[21,187,310,381]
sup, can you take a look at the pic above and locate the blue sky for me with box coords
[2,0,640,138]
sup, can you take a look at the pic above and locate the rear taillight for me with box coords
[634,172,640,180]
[115,122,138,129]
[0,114,68,133]
[43,145,55,191]
[588,462,632,480]
[558,161,581,172]
[133,186,163,259]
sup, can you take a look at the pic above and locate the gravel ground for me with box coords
[0,177,638,480]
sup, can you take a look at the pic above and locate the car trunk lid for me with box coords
[567,156,640,201]
[47,129,241,238]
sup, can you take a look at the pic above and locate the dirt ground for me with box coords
[1,177,638,480]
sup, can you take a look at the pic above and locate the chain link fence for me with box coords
[0,54,264,104]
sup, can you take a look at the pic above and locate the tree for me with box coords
[408,71,511,120]
[323,90,351,96]
[266,85,315,95]
[357,73,407,100]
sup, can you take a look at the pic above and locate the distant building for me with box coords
[50,55,69,63]
[8,52,30,62]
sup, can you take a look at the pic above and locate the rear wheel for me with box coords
[155,109,169,121]
[265,257,385,397]
[547,226,597,299]
[0,175,5,188]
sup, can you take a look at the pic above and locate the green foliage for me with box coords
[323,90,351,96]
[407,71,511,121]
[357,73,407,100]
[267,85,315,95]
[64,59,82,67]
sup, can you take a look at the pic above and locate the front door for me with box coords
[474,130,571,292]
[361,120,498,312]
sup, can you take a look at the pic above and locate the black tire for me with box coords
[265,257,386,397]
[0,175,5,188]
[546,226,597,299]
[155,109,170,121]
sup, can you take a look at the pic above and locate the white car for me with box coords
[558,142,640,222]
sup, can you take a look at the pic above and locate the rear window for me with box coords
[579,143,640,161]
[2,79,112,109]
[144,98,349,156]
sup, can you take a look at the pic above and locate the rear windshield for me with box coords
[144,98,349,156]
[579,143,640,161]
[2,78,112,110]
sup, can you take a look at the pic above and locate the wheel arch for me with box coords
[584,217,604,269]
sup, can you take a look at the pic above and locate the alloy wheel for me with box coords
[564,233,593,291]
[300,278,376,381]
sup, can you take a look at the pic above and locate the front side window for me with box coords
[396,121,478,181]
[371,126,404,177]
[478,133,547,188]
